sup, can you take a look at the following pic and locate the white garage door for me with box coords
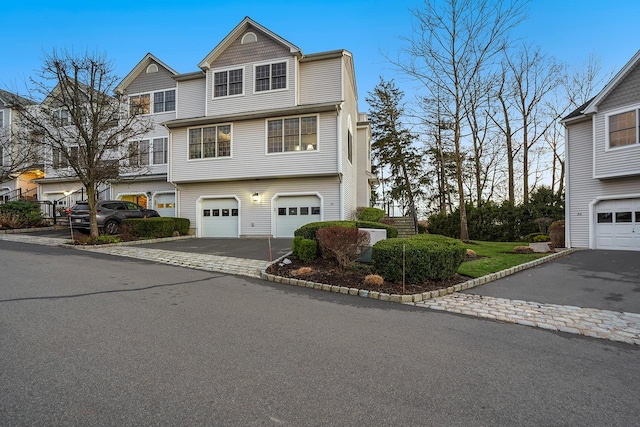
[154,193,175,217]
[276,195,321,238]
[595,199,640,251]
[201,198,239,238]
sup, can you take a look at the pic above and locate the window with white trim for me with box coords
[0,146,3,166]
[53,146,78,169]
[607,109,640,148]
[153,90,175,113]
[152,137,168,165]
[214,69,243,98]
[189,125,231,159]
[267,116,317,153]
[129,94,150,115]
[0,111,4,128]
[129,140,149,166]
[255,62,287,92]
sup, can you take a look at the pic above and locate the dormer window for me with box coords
[214,69,243,98]
[57,109,69,126]
[255,62,287,92]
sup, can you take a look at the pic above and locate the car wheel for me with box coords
[104,220,120,235]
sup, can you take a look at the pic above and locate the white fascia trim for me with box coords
[565,125,571,248]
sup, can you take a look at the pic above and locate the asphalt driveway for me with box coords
[135,237,293,261]
[465,249,640,313]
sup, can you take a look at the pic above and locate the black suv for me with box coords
[69,200,160,234]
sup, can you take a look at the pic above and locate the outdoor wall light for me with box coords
[252,192,260,202]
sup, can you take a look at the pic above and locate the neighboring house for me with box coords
[562,49,640,251]
[0,89,42,203]
[163,17,373,237]
[112,53,178,217]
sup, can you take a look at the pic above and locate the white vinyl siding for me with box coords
[177,78,206,119]
[206,58,295,117]
[171,112,338,183]
[593,105,640,178]
[299,57,343,105]
[566,119,640,248]
[176,177,340,237]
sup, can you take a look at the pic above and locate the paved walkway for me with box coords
[2,233,639,345]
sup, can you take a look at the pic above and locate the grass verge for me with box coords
[458,241,548,278]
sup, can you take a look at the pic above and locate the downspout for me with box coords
[162,123,180,218]
[336,103,344,220]
[564,124,571,249]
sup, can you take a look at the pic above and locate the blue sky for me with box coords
[4,0,640,110]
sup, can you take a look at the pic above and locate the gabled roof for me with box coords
[197,17,302,71]
[560,97,595,124]
[0,89,36,107]
[115,53,178,94]
[581,49,640,115]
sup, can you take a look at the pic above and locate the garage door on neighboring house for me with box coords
[154,193,176,217]
[595,199,640,251]
[276,195,321,238]
[200,198,239,238]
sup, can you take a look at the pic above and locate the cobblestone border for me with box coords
[260,249,577,303]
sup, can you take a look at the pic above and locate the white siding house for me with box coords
[165,17,372,237]
[562,50,640,251]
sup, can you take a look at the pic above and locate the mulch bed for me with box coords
[267,256,472,295]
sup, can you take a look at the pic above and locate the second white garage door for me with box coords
[201,198,239,238]
[276,195,321,237]
[595,199,640,251]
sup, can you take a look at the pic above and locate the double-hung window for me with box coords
[214,69,243,97]
[267,116,317,153]
[130,94,150,115]
[0,111,4,128]
[608,109,640,148]
[189,125,231,159]
[57,109,69,126]
[152,137,168,165]
[53,146,78,169]
[129,140,149,166]
[255,62,287,92]
[153,90,175,113]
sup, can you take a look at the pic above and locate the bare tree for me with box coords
[396,0,527,241]
[505,43,562,203]
[14,49,153,238]
[0,90,41,185]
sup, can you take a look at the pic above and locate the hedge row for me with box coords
[123,217,190,238]
[371,234,466,282]
[294,220,398,240]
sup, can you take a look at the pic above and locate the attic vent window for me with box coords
[146,64,159,73]
[241,32,257,44]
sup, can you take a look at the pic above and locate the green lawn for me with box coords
[458,241,549,278]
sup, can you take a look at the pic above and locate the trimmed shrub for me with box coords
[0,201,46,229]
[549,219,565,248]
[168,217,190,235]
[524,232,546,243]
[357,207,385,222]
[533,234,550,242]
[294,220,397,240]
[292,236,318,262]
[316,227,370,268]
[123,217,175,238]
[372,234,465,282]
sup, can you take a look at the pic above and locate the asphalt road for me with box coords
[1,240,639,426]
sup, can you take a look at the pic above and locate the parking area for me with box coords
[464,249,640,314]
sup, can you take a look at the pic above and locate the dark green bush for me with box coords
[372,234,466,282]
[292,236,318,262]
[524,232,546,243]
[533,234,550,242]
[357,207,385,222]
[123,217,175,238]
[294,220,397,240]
[166,217,190,235]
[0,201,46,229]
